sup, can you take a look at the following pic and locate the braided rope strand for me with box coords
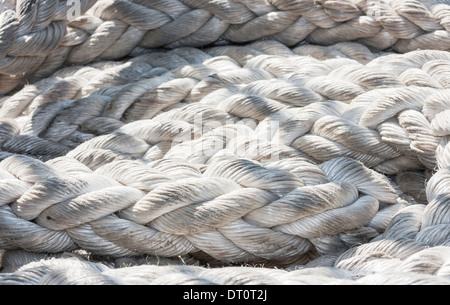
[0,42,448,271]
[0,1,449,284]
[1,0,450,94]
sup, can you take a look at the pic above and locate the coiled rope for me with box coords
[0,41,449,273]
[1,245,450,284]
[1,0,450,94]
[0,1,449,285]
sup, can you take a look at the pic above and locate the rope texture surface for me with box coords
[1,0,450,94]
[0,0,449,285]
[1,245,450,284]
[0,41,449,278]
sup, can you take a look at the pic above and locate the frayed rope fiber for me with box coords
[1,246,450,284]
[0,0,449,285]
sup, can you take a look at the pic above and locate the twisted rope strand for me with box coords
[1,0,450,93]
[0,43,448,267]
[0,2,449,282]
[0,248,449,285]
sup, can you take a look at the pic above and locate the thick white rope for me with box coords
[0,0,96,93]
[0,1,449,282]
[1,0,450,94]
[0,42,449,273]
[1,42,448,173]
[0,245,449,284]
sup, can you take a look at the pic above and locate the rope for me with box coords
[1,0,450,94]
[1,42,449,172]
[1,245,449,284]
[0,0,97,94]
[0,1,449,285]
[0,42,448,272]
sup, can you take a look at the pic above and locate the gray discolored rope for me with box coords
[0,42,448,267]
[0,0,97,94]
[0,2,449,282]
[1,0,450,94]
[0,42,448,175]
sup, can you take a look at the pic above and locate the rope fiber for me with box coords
[0,0,449,285]
[1,0,450,94]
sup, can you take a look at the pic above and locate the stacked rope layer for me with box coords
[1,41,449,174]
[0,0,96,94]
[0,42,449,272]
[1,0,450,94]
[1,247,449,284]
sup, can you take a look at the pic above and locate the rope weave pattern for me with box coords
[0,245,449,284]
[0,0,96,94]
[0,1,449,285]
[0,42,449,274]
[1,0,450,94]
